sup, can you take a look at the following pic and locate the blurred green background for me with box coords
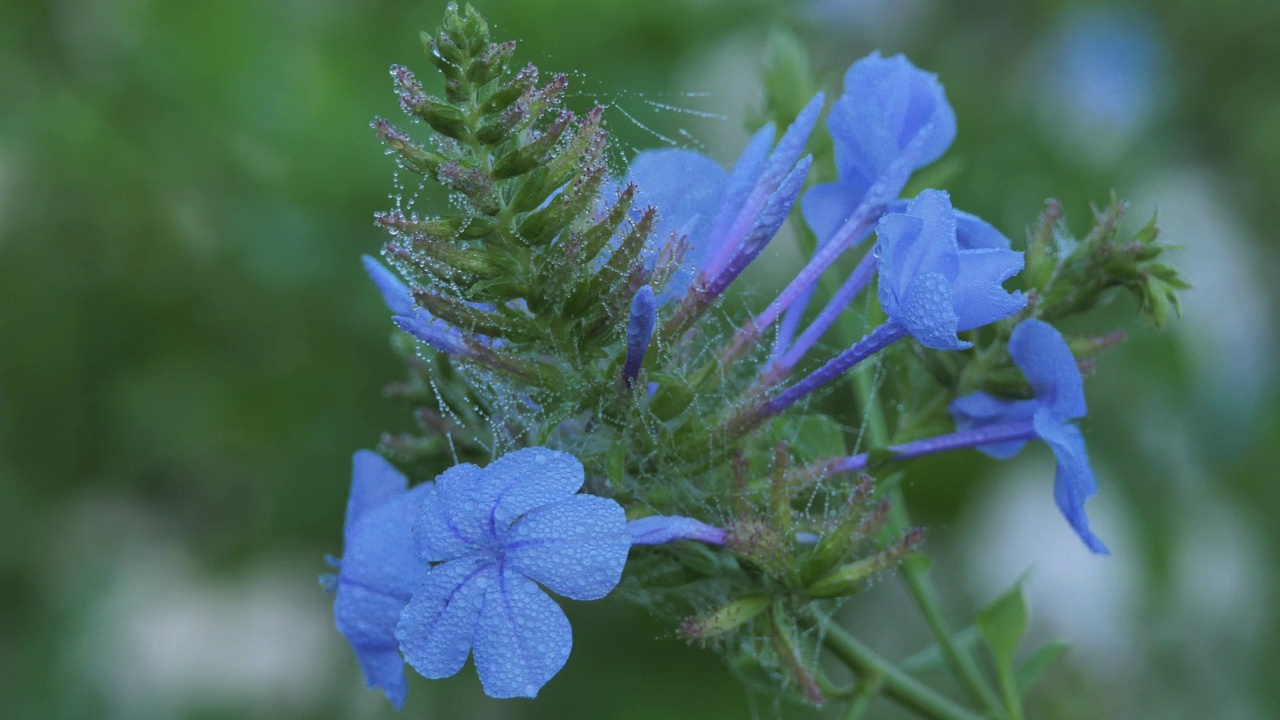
[2,0,1277,718]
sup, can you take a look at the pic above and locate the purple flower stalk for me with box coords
[762,250,879,386]
[823,320,1109,554]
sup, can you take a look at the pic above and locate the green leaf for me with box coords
[1015,640,1069,696]
[976,582,1027,676]
[649,373,694,421]
[775,413,846,462]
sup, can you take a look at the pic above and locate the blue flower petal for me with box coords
[472,567,573,698]
[1033,407,1109,554]
[334,451,431,708]
[878,190,1024,348]
[506,495,630,601]
[362,256,414,316]
[435,448,585,546]
[800,181,864,247]
[397,557,494,680]
[413,478,476,562]
[898,271,968,350]
[876,191,959,312]
[887,199,1012,250]
[949,392,1038,459]
[335,586,410,707]
[803,53,956,245]
[1009,319,1087,419]
[839,52,955,174]
[392,311,468,357]
[344,450,412,542]
[627,149,728,273]
[953,209,1013,250]
[706,124,776,245]
[421,461,490,549]
[952,248,1026,332]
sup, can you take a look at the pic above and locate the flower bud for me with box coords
[806,527,924,598]
[678,595,770,642]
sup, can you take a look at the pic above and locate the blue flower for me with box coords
[625,94,821,301]
[875,189,1025,350]
[395,447,631,698]
[950,319,1108,554]
[743,54,958,360]
[802,52,956,244]
[362,255,468,356]
[331,451,432,709]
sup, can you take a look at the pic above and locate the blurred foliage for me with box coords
[1,0,1277,718]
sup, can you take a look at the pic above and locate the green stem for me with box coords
[853,362,1006,717]
[819,616,983,720]
[897,549,1005,715]
[841,670,883,720]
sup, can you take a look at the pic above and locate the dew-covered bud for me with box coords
[466,41,516,85]
[678,594,770,643]
[624,286,657,389]
[805,527,924,599]
[724,517,791,578]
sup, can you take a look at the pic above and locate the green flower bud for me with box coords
[678,595,771,641]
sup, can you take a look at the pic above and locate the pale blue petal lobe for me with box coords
[431,461,495,547]
[952,248,1026,331]
[801,181,860,245]
[362,255,414,316]
[396,558,494,680]
[627,515,727,546]
[1033,409,1109,554]
[506,495,630,600]
[1009,319,1087,419]
[412,482,474,562]
[897,272,969,350]
[472,568,573,698]
[482,448,586,528]
[627,149,727,271]
[954,209,1012,249]
[948,393,1038,459]
[345,450,410,540]
[334,452,431,708]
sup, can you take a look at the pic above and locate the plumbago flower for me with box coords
[328,451,431,709]
[332,446,712,702]
[875,189,1026,351]
[950,319,1109,553]
[396,448,630,698]
[801,51,955,245]
[741,189,1024,429]
[821,319,1107,554]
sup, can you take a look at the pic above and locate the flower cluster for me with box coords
[326,3,1184,710]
